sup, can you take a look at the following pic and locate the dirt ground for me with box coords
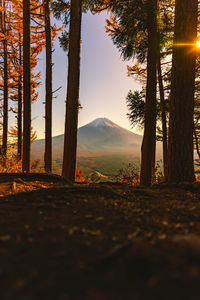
[1,175,200,299]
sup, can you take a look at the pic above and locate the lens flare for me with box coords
[197,40,200,48]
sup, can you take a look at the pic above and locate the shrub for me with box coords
[86,172,101,184]
[0,147,41,173]
[75,169,87,183]
[112,163,140,185]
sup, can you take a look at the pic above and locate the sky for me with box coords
[32,11,141,139]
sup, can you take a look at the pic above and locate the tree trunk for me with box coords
[62,0,82,181]
[157,52,168,180]
[22,0,31,172]
[167,0,198,182]
[140,0,157,186]
[194,125,200,160]
[2,0,8,155]
[17,32,22,160]
[44,0,52,173]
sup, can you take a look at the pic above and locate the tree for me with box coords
[17,31,22,159]
[22,0,31,172]
[125,1,173,181]
[0,0,60,174]
[167,0,198,182]
[12,0,59,166]
[140,0,157,186]
[104,0,174,184]
[157,51,168,179]
[62,0,82,181]
[104,0,157,185]
[156,0,174,180]
[44,0,52,173]
[2,0,8,155]
[52,0,103,180]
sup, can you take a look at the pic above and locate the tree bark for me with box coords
[44,0,52,173]
[140,0,157,186]
[17,32,22,160]
[167,0,198,182]
[62,0,82,181]
[194,125,200,160]
[2,0,8,155]
[22,0,31,172]
[157,52,168,179]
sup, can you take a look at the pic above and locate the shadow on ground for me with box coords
[1,180,200,299]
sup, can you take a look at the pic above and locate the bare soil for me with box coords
[1,176,200,299]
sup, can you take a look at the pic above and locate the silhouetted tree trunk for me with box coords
[168,0,198,182]
[194,125,200,160]
[140,0,157,186]
[2,0,8,155]
[62,0,82,181]
[44,0,52,173]
[17,32,22,160]
[22,0,31,172]
[0,2,2,154]
[157,52,168,179]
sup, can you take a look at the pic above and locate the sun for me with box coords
[196,40,200,48]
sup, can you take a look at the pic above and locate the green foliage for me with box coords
[105,0,147,62]
[51,0,101,51]
[51,0,70,25]
[126,90,167,140]
[126,90,145,129]
[59,31,69,52]
[51,0,70,51]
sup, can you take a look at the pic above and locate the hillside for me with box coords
[31,118,143,175]
[31,118,163,175]
[77,118,142,155]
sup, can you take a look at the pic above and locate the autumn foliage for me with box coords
[75,169,87,183]
[0,147,40,173]
[0,0,62,173]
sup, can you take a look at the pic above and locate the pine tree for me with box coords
[2,0,8,155]
[157,50,168,179]
[17,31,22,159]
[22,0,31,172]
[101,0,173,184]
[44,0,52,173]
[140,0,157,186]
[62,0,82,181]
[167,0,198,182]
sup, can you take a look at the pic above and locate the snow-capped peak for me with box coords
[88,118,119,128]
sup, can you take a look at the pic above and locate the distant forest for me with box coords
[0,0,200,186]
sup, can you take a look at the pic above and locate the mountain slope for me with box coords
[32,118,143,159]
[77,118,142,154]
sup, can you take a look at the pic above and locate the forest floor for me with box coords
[1,174,200,299]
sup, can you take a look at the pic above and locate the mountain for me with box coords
[32,118,143,159]
[77,118,142,155]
